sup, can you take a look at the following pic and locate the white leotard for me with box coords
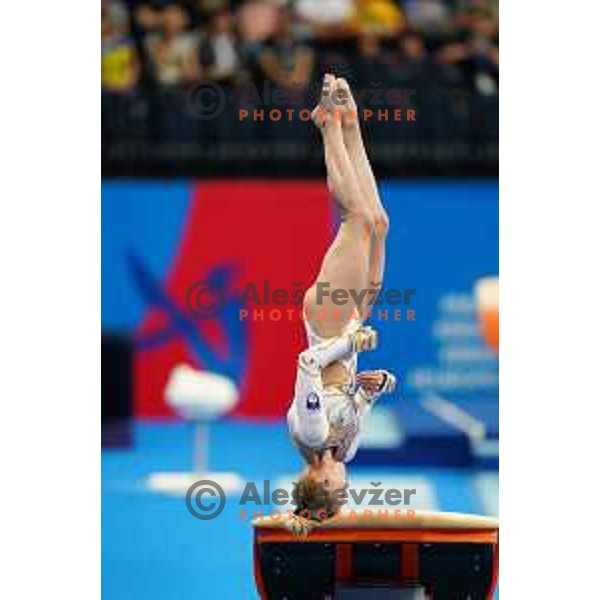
[287,320,373,463]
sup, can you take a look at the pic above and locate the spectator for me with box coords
[196,9,242,84]
[146,5,199,86]
[403,0,452,37]
[357,30,382,60]
[197,0,230,17]
[468,33,498,95]
[400,30,427,64]
[134,4,162,35]
[385,30,429,84]
[259,9,315,93]
[437,40,470,67]
[102,6,140,93]
[437,34,498,95]
[454,0,499,36]
[355,31,390,87]
[238,0,282,47]
[102,0,129,33]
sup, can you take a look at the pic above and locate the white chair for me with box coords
[147,364,244,494]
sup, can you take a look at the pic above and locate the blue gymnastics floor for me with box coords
[102,421,498,599]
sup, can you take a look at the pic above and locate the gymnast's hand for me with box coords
[356,371,387,393]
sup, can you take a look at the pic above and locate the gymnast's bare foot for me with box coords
[333,77,359,129]
[312,73,342,129]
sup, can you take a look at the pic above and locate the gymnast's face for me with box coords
[309,454,347,498]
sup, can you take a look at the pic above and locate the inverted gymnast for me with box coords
[287,75,397,532]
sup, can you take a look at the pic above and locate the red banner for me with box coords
[134,180,334,419]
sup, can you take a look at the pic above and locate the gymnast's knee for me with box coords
[344,204,376,235]
[374,211,389,240]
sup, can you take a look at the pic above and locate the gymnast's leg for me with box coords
[336,77,390,310]
[304,75,377,339]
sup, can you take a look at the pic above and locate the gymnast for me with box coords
[287,74,397,533]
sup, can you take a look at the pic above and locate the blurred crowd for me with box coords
[102,0,498,93]
[102,0,499,170]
